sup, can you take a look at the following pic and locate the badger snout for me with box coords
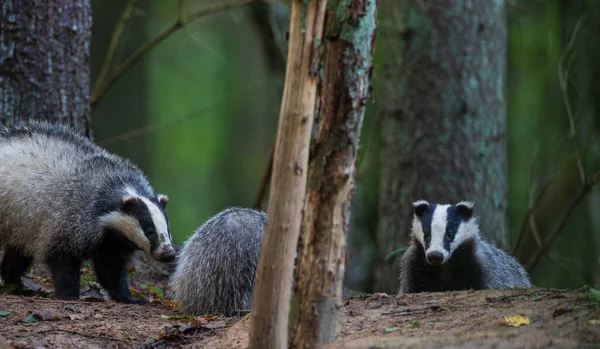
[426,251,444,265]
[153,245,176,263]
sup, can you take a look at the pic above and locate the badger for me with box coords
[398,200,532,294]
[169,207,265,316]
[0,121,175,304]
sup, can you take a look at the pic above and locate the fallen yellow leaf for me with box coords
[165,300,179,308]
[504,315,530,327]
[589,319,600,325]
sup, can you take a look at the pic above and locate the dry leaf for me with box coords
[504,315,530,327]
[67,313,87,320]
[165,300,178,308]
[129,287,143,298]
[190,316,209,327]
[33,309,61,321]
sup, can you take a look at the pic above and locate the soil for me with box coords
[1,251,599,349]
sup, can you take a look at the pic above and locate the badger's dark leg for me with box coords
[92,251,144,304]
[45,253,82,300]
[92,231,143,304]
[0,247,33,290]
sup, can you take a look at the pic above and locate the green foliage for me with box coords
[384,246,408,261]
[585,286,600,307]
[384,326,400,333]
[407,321,420,328]
[23,314,39,323]
[0,284,19,294]
[144,0,279,243]
[141,284,165,299]
[79,271,97,288]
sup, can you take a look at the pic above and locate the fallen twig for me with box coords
[382,305,442,316]
[38,329,123,342]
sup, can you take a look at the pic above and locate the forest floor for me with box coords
[0,251,599,349]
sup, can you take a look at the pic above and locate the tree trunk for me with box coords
[375,0,507,293]
[290,0,378,347]
[248,1,328,348]
[0,0,92,136]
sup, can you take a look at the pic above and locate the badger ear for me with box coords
[456,201,474,220]
[158,194,168,208]
[412,200,429,217]
[121,195,141,211]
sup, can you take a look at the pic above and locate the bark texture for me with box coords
[0,0,92,136]
[248,1,328,348]
[290,0,377,347]
[375,0,507,293]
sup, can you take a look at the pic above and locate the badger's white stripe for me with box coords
[456,201,474,209]
[411,216,425,247]
[139,196,172,248]
[427,204,450,261]
[123,186,173,254]
[451,217,479,254]
[412,200,429,207]
[99,211,151,254]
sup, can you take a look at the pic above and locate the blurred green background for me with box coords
[90,0,600,292]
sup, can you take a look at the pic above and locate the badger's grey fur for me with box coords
[399,200,532,294]
[0,121,175,303]
[169,207,265,316]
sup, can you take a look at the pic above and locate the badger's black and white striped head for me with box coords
[98,187,175,263]
[410,200,479,265]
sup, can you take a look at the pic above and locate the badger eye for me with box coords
[146,228,156,236]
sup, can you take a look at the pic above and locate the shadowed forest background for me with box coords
[90,0,600,294]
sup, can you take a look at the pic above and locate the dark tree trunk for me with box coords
[290,0,377,347]
[0,0,92,136]
[248,2,286,72]
[375,0,507,293]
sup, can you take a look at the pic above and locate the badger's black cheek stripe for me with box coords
[120,198,159,252]
[444,205,463,250]
[418,204,437,249]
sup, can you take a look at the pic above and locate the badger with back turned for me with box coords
[398,200,532,294]
[0,121,175,303]
[169,207,265,316]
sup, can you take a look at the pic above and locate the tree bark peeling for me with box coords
[375,0,507,293]
[291,0,378,347]
[0,0,92,136]
[248,1,328,348]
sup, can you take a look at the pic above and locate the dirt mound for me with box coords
[0,248,599,348]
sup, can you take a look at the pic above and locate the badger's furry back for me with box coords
[169,207,265,316]
[0,121,154,259]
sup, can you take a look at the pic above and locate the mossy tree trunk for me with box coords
[290,0,378,347]
[0,0,92,136]
[375,0,507,293]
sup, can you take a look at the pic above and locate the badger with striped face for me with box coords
[398,200,532,294]
[0,121,175,303]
